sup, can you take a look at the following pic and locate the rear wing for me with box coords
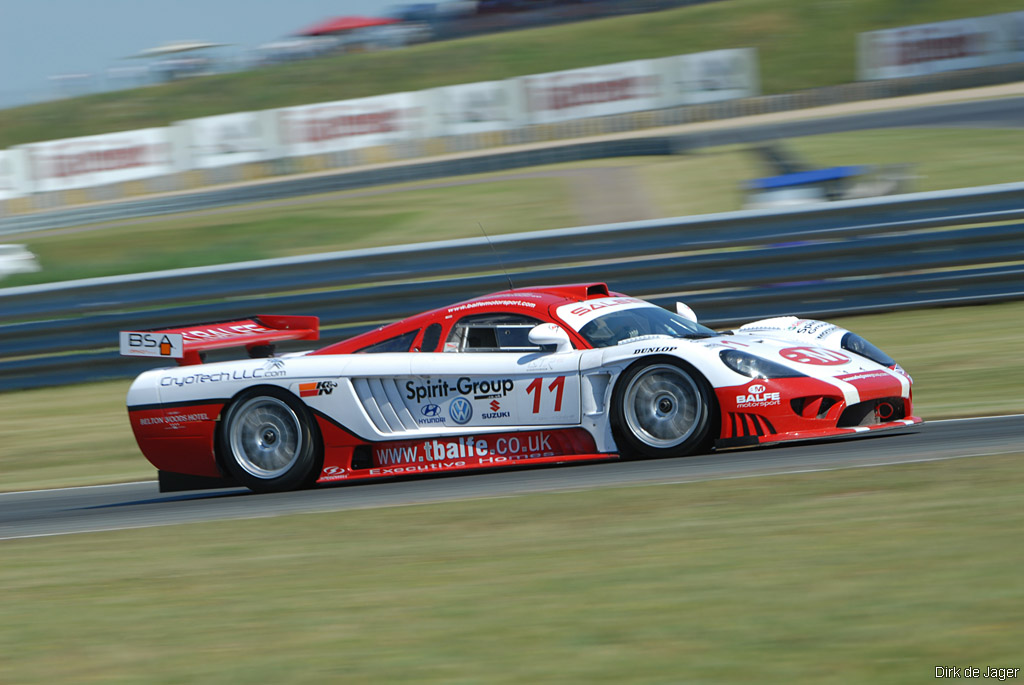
[120,315,319,366]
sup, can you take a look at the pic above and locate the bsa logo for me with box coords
[779,347,850,366]
[449,397,473,425]
[748,384,766,394]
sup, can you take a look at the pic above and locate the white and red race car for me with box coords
[121,283,920,493]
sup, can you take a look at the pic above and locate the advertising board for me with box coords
[276,92,424,157]
[664,48,760,106]
[858,16,1006,80]
[520,59,662,125]
[20,128,174,192]
[181,111,272,168]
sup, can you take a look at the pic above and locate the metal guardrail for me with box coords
[2,82,1023,232]
[2,182,1023,391]
[0,137,679,236]
[4,93,1023,239]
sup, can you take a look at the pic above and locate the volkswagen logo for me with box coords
[449,398,473,425]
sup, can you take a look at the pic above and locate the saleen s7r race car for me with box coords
[121,283,920,493]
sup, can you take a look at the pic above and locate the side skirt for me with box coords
[159,470,240,493]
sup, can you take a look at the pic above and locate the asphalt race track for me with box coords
[1,415,1020,540]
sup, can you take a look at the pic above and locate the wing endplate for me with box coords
[120,315,319,366]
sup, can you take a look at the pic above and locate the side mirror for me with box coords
[675,302,698,323]
[528,323,573,354]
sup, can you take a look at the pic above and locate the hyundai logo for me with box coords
[449,398,473,425]
[421,404,441,417]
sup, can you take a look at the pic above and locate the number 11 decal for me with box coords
[527,376,565,413]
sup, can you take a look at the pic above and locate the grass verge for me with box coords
[1,299,1022,493]
[6,174,579,286]
[2,0,1022,147]
[2,452,1022,682]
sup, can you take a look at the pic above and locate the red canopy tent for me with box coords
[298,16,401,36]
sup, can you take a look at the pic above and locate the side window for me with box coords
[445,314,545,353]
[356,329,419,354]
[421,323,442,352]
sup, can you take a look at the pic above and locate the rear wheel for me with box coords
[611,360,714,459]
[219,388,320,493]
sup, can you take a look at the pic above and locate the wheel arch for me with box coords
[214,383,325,488]
[609,354,721,457]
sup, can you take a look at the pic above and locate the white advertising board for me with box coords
[664,48,759,106]
[0,150,29,200]
[994,11,1024,63]
[20,128,174,192]
[520,59,662,125]
[430,80,521,136]
[276,92,424,157]
[858,16,1006,81]
[181,111,272,168]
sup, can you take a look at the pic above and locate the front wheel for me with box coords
[219,388,321,493]
[611,360,715,459]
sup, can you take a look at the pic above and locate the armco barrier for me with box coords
[3,93,1021,239]
[1,182,1023,391]
[3,61,1024,221]
[6,183,1024,389]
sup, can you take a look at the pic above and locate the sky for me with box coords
[0,0,401,108]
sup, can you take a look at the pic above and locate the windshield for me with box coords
[577,306,716,348]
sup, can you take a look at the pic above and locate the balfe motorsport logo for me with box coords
[736,383,781,408]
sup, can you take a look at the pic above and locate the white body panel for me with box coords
[128,310,909,458]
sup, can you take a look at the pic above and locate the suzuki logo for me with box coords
[489,399,501,412]
[421,404,441,417]
[449,398,473,425]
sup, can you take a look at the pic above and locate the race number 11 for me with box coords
[527,376,565,413]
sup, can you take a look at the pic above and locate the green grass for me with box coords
[1,0,1022,147]
[786,128,1024,192]
[5,126,1023,287]
[1,299,1023,493]
[2,452,1022,682]
[5,175,579,286]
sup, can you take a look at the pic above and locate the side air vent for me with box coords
[790,396,840,420]
[726,413,777,438]
[837,398,906,427]
[352,378,419,433]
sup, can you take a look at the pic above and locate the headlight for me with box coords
[841,332,895,367]
[720,350,807,379]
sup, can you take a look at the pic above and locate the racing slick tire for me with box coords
[218,387,322,493]
[611,358,716,459]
